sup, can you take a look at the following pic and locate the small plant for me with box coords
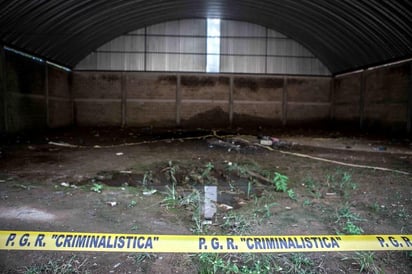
[162,161,180,208]
[327,171,358,199]
[166,161,178,185]
[336,204,364,223]
[303,177,322,199]
[90,183,103,193]
[285,254,314,273]
[254,202,279,219]
[226,162,248,176]
[197,253,276,274]
[302,199,312,207]
[335,204,365,235]
[132,253,156,265]
[162,183,179,208]
[347,252,381,274]
[370,201,380,212]
[221,212,251,235]
[247,180,253,199]
[201,162,214,178]
[185,190,207,235]
[142,170,153,187]
[128,200,137,208]
[342,221,364,235]
[23,255,83,274]
[287,189,297,201]
[272,172,288,192]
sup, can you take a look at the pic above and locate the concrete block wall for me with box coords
[126,74,176,127]
[232,77,283,128]
[71,72,332,129]
[285,77,331,126]
[180,76,230,128]
[48,66,73,128]
[72,72,122,126]
[333,61,412,133]
[0,49,72,133]
[2,47,410,134]
[363,64,409,131]
[4,51,47,132]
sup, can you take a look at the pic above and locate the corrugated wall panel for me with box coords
[220,38,266,55]
[221,20,266,37]
[146,54,205,72]
[221,56,265,73]
[75,19,330,75]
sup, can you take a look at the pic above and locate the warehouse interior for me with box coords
[0,1,411,134]
[0,1,412,273]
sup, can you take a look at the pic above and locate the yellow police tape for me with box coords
[0,231,411,253]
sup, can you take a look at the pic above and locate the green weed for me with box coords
[336,204,365,235]
[185,190,207,235]
[196,253,275,274]
[201,162,214,178]
[142,170,153,187]
[132,253,156,265]
[162,184,179,208]
[254,202,279,219]
[342,221,364,235]
[166,161,178,185]
[370,202,380,212]
[303,177,321,199]
[247,180,253,199]
[302,199,312,207]
[226,162,249,176]
[285,254,314,274]
[336,204,364,223]
[90,183,103,193]
[128,200,137,208]
[327,171,357,199]
[221,212,251,235]
[23,255,85,274]
[343,252,381,274]
[287,189,297,201]
[272,172,288,192]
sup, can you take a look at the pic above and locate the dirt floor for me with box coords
[0,127,411,273]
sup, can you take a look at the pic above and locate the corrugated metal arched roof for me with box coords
[0,0,411,75]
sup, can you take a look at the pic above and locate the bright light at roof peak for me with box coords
[206,18,221,73]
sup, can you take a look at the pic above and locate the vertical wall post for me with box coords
[407,62,412,134]
[121,72,127,127]
[329,77,335,123]
[282,76,288,126]
[69,72,76,126]
[0,45,7,132]
[359,70,366,130]
[176,74,181,126]
[229,76,234,127]
[45,63,50,128]
[0,45,8,132]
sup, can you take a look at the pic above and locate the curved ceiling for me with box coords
[0,0,411,75]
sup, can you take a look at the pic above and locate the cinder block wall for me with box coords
[1,48,411,134]
[71,72,332,129]
[333,61,411,133]
[48,66,73,128]
[1,50,73,133]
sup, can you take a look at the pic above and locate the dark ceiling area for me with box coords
[0,0,411,75]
